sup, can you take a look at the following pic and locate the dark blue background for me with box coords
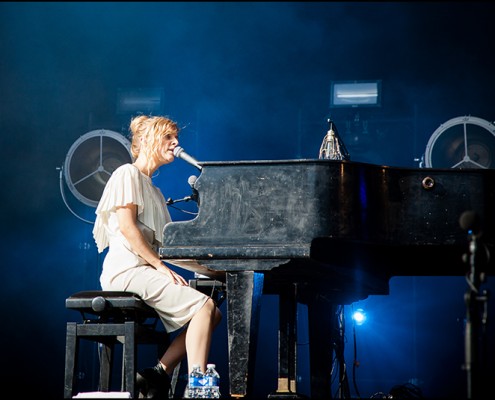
[1,2,494,398]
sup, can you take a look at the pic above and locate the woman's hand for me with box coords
[157,263,189,286]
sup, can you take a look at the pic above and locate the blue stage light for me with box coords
[352,308,366,326]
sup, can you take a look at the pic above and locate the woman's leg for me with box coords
[185,298,222,372]
[159,328,187,375]
[160,299,222,374]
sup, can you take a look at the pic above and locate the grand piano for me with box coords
[159,159,495,399]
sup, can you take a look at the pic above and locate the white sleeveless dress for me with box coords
[92,163,208,333]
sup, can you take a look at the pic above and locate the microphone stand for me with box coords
[463,231,489,400]
[167,196,193,206]
[166,195,196,205]
[166,195,199,216]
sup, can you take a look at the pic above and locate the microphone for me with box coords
[173,146,202,171]
[459,210,482,238]
[165,175,199,206]
[188,175,199,204]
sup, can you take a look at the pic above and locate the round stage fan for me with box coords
[423,116,495,169]
[63,129,132,208]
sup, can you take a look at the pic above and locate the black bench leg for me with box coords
[123,321,137,397]
[99,341,114,392]
[64,322,78,399]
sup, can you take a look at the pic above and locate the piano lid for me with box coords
[160,159,495,275]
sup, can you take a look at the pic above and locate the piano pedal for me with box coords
[268,392,309,399]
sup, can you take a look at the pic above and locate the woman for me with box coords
[92,115,222,398]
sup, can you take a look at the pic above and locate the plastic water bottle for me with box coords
[204,363,221,398]
[188,364,205,398]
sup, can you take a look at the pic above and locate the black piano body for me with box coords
[159,159,495,398]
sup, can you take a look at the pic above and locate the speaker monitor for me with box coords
[64,129,132,207]
[423,116,495,169]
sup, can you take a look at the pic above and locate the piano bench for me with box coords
[63,290,177,399]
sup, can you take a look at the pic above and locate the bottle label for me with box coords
[189,375,206,387]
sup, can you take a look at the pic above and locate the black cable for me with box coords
[166,203,198,216]
[332,305,351,399]
[351,309,361,399]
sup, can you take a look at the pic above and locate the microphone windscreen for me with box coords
[459,210,482,234]
[188,175,197,186]
[173,146,184,157]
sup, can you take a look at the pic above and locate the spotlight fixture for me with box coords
[330,80,381,108]
[352,308,367,326]
[116,87,164,115]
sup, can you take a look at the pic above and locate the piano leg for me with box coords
[226,271,264,398]
[306,293,339,399]
[268,283,303,399]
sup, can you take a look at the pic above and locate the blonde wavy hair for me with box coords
[129,115,179,172]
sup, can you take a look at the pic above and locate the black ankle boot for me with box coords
[136,363,171,399]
